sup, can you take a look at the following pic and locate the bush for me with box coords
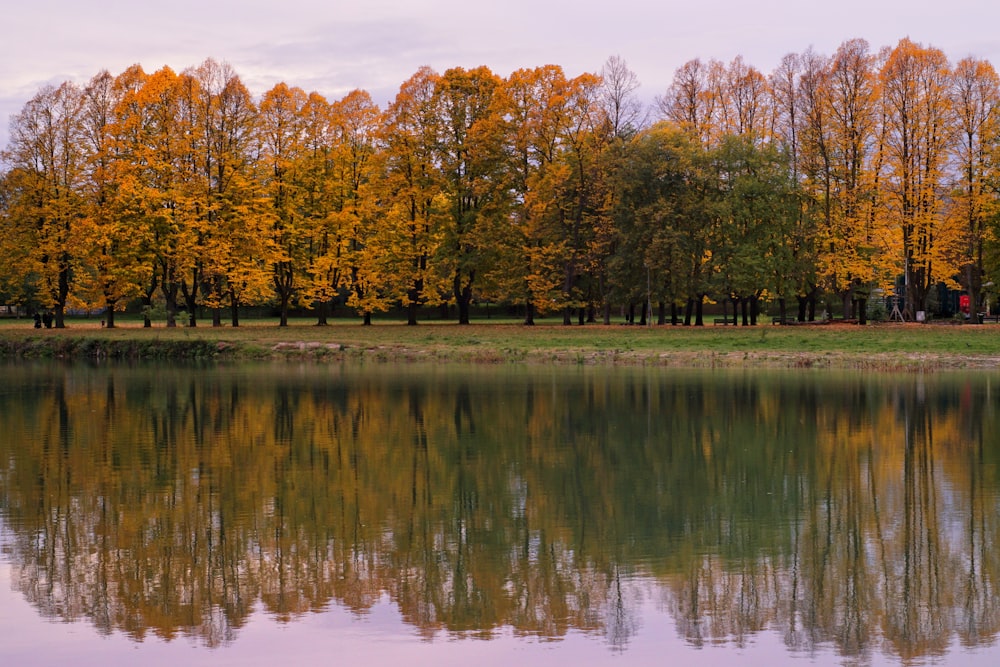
[867,299,887,322]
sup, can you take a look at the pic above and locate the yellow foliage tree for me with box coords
[879,38,960,317]
[378,67,450,324]
[258,82,309,326]
[4,81,87,327]
[949,57,1000,321]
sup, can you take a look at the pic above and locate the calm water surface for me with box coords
[1,361,1000,666]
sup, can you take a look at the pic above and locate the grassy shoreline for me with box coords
[3,317,1000,370]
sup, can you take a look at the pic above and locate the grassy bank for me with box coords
[2,317,1000,370]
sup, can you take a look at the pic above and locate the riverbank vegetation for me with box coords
[2,317,999,369]
[3,38,1000,331]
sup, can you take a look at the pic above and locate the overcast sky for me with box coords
[2,0,999,151]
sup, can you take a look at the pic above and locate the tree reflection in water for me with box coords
[0,363,999,662]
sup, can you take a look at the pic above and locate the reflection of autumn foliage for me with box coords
[657,377,1000,663]
[1,365,1000,660]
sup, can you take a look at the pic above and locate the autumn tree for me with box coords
[719,56,772,142]
[380,67,449,325]
[294,90,338,324]
[432,66,510,325]
[172,68,211,326]
[111,66,200,328]
[0,168,39,308]
[331,90,385,324]
[826,39,886,321]
[658,58,723,147]
[75,70,147,328]
[949,57,1000,321]
[4,81,86,327]
[496,65,578,325]
[210,64,268,326]
[142,66,202,327]
[879,39,959,318]
[180,59,264,327]
[258,82,309,326]
[770,53,802,178]
[104,64,163,327]
[549,72,608,325]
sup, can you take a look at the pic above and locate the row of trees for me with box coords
[2,37,999,328]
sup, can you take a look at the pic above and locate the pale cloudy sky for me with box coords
[2,0,999,150]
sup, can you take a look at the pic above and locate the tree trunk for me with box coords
[54,259,69,328]
[184,292,198,327]
[408,278,423,325]
[230,292,240,327]
[455,270,473,325]
[142,280,155,328]
[694,296,704,326]
[967,262,983,325]
[181,274,199,327]
[524,301,535,326]
[278,294,289,327]
[165,285,179,328]
[562,263,574,326]
[457,291,471,325]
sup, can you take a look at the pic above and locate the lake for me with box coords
[1,361,999,666]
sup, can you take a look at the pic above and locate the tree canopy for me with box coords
[3,39,1000,327]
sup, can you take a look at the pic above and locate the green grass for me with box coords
[2,315,999,370]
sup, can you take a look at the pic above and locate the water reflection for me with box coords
[1,363,999,663]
